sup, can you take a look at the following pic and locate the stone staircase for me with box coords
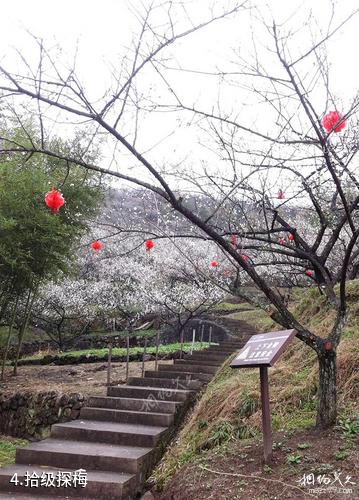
[0,334,253,499]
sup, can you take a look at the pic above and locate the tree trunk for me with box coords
[179,326,185,359]
[316,350,337,428]
[13,287,37,376]
[0,295,19,381]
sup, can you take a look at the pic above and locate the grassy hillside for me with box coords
[152,283,359,490]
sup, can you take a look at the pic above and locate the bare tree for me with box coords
[0,0,358,427]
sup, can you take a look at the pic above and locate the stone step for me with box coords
[107,385,192,402]
[87,396,180,414]
[16,439,152,475]
[187,352,229,361]
[127,377,202,390]
[0,495,64,499]
[174,358,223,367]
[51,419,167,448]
[144,370,212,383]
[80,406,174,427]
[219,341,245,347]
[207,347,236,353]
[158,363,217,375]
[0,463,136,499]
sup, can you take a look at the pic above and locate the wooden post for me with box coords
[190,328,196,355]
[125,333,130,383]
[107,342,113,386]
[155,331,159,371]
[260,366,272,463]
[209,325,212,345]
[180,328,184,359]
[141,337,148,377]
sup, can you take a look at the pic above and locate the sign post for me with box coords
[231,329,296,463]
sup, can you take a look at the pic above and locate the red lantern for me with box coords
[277,190,285,200]
[44,189,65,214]
[91,241,103,251]
[279,238,285,245]
[322,111,346,133]
[145,239,154,251]
[305,270,314,278]
[288,233,295,242]
[230,234,238,247]
[210,260,218,267]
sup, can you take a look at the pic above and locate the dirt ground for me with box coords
[154,428,359,500]
[0,360,173,397]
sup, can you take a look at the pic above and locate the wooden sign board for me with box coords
[230,329,296,369]
[230,329,297,463]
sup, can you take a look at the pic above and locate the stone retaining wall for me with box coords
[0,391,86,440]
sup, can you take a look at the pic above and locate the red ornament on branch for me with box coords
[324,340,333,351]
[322,111,346,133]
[210,260,219,267]
[288,233,295,242]
[305,270,314,278]
[44,189,65,214]
[145,239,154,251]
[91,241,103,251]
[277,190,285,200]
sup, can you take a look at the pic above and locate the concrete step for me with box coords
[80,406,174,427]
[0,463,136,499]
[187,352,228,361]
[144,370,211,383]
[127,377,202,390]
[207,347,236,353]
[87,395,181,414]
[0,495,66,499]
[107,385,192,402]
[219,341,245,347]
[0,494,60,500]
[174,358,223,367]
[51,419,167,448]
[159,363,217,375]
[16,439,152,475]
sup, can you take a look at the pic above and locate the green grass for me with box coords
[211,302,243,312]
[0,437,27,468]
[212,301,257,313]
[17,342,211,365]
[227,308,276,331]
[85,329,157,339]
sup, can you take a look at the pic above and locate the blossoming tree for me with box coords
[0,0,358,426]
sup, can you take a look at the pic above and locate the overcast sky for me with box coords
[1,0,359,193]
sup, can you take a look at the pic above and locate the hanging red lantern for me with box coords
[305,270,314,278]
[278,238,285,245]
[322,111,346,133]
[210,260,219,267]
[145,239,154,251]
[288,233,295,242]
[230,234,238,247]
[44,189,65,214]
[91,240,103,251]
[277,190,285,200]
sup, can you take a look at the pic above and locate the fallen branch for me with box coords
[198,464,315,498]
